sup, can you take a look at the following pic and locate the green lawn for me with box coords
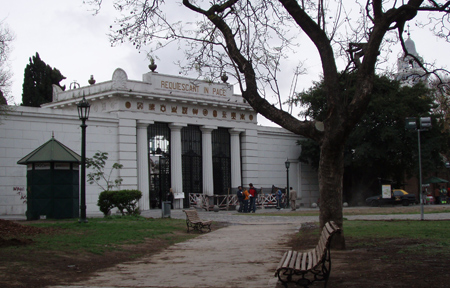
[344,220,450,255]
[254,206,450,217]
[21,215,197,255]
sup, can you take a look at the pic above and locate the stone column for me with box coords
[229,129,244,188]
[240,129,258,187]
[118,118,138,189]
[200,126,217,197]
[169,123,187,209]
[136,121,153,211]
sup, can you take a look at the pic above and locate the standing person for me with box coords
[243,188,250,213]
[237,186,244,212]
[248,183,257,213]
[440,186,448,204]
[289,187,297,211]
[276,187,283,210]
[168,188,174,209]
[434,187,441,204]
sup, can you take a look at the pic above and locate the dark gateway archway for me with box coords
[212,128,231,195]
[182,125,202,208]
[148,123,171,209]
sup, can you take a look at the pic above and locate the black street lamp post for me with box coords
[405,117,431,221]
[77,95,90,223]
[285,159,290,208]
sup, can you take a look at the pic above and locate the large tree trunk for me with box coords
[318,135,345,249]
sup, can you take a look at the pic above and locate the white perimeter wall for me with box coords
[0,106,319,215]
[249,126,319,206]
[0,106,119,215]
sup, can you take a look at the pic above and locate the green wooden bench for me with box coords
[182,209,212,233]
[275,221,341,288]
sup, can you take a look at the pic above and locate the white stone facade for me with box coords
[0,69,319,216]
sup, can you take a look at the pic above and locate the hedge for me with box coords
[97,190,142,216]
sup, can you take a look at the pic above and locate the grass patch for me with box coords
[0,215,207,287]
[288,220,450,287]
[21,215,196,255]
[344,207,450,216]
[344,220,450,239]
[290,220,450,257]
[344,220,450,255]
[253,205,450,217]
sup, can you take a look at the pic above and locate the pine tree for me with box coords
[21,52,65,107]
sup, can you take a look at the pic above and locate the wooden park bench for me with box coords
[182,209,212,233]
[275,221,341,288]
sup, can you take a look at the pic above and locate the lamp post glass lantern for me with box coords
[285,159,290,208]
[77,96,90,120]
[77,95,90,223]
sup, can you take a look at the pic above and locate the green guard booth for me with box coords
[17,136,81,220]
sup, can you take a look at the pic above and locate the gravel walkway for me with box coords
[53,223,297,288]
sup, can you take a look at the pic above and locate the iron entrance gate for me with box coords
[212,128,231,195]
[182,125,202,208]
[148,123,171,209]
[148,124,232,209]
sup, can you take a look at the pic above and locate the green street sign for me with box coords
[405,117,417,130]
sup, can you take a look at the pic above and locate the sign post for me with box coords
[405,117,432,221]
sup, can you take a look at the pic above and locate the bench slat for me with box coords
[325,222,335,235]
[306,251,313,270]
[321,226,330,241]
[295,251,302,270]
[329,221,340,233]
[315,249,320,267]
[282,250,293,268]
[288,251,298,269]
[276,251,289,271]
[318,234,326,253]
[301,250,307,271]
[326,221,340,236]
[315,249,321,262]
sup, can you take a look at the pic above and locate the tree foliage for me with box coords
[296,74,450,203]
[0,20,14,115]
[86,151,124,192]
[430,76,450,132]
[86,0,450,248]
[21,52,66,107]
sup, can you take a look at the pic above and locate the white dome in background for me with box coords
[404,36,418,56]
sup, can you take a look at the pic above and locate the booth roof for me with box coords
[423,177,449,184]
[17,136,81,164]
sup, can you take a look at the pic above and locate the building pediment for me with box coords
[43,68,256,124]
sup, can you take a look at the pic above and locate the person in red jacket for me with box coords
[248,183,257,213]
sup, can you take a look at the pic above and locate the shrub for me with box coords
[113,190,142,216]
[97,190,142,216]
[97,191,116,216]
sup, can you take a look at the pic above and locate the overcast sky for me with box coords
[2,1,450,126]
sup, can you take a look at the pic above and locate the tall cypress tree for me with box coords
[0,90,6,105]
[21,52,65,107]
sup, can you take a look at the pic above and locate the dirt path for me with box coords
[51,223,298,288]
